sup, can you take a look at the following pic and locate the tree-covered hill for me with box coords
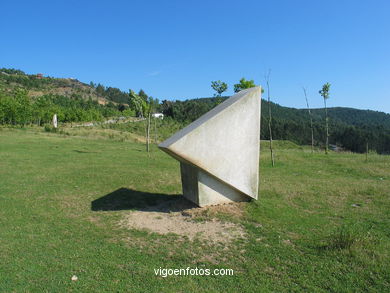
[0,68,144,125]
[310,107,390,129]
[161,97,390,154]
[1,68,389,154]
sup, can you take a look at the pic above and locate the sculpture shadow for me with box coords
[91,188,196,213]
[73,150,99,153]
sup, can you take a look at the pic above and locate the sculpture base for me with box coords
[180,162,250,207]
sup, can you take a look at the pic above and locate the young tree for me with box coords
[319,82,331,154]
[146,109,151,152]
[145,96,160,152]
[265,71,275,167]
[234,78,256,93]
[129,90,145,118]
[303,87,314,153]
[364,131,372,162]
[211,80,228,97]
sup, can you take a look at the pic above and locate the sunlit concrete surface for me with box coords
[159,87,261,206]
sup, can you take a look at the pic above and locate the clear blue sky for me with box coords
[1,0,389,113]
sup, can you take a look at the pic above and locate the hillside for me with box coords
[1,68,390,154]
[0,68,130,105]
[161,97,390,154]
[311,107,390,129]
[266,103,390,129]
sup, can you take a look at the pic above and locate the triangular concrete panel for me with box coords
[159,87,261,204]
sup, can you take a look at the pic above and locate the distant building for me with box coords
[36,73,43,79]
[152,113,164,119]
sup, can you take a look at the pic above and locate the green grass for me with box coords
[0,128,389,292]
[101,117,186,142]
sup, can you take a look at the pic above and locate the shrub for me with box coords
[44,124,57,133]
[321,225,360,251]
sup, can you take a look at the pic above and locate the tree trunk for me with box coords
[324,98,329,154]
[266,77,275,167]
[303,87,314,153]
[146,112,151,152]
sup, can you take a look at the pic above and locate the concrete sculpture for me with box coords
[159,87,261,206]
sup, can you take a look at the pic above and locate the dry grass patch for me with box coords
[119,197,247,244]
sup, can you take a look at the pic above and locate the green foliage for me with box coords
[105,87,130,104]
[0,91,130,126]
[211,80,228,97]
[161,97,224,123]
[319,82,331,100]
[129,90,147,117]
[0,68,26,75]
[138,89,148,102]
[122,108,136,117]
[233,78,257,93]
[161,97,390,154]
[44,124,58,133]
[148,96,160,113]
[0,89,32,125]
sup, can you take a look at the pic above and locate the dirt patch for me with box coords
[119,197,246,244]
[184,201,246,219]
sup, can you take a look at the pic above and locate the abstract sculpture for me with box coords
[52,114,58,128]
[159,87,261,206]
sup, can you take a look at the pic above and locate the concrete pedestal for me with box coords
[180,162,249,207]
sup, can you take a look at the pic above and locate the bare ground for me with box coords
[119,197,247,244]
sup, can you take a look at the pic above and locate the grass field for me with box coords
[0,127,389,292]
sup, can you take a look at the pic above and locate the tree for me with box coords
[129,90,145,118]
[303,87,314,153]
[146,110,151,152]
[148,97,160,113]
[161,100,173,117]
[14,89,32,126]
[145,96,157,153]
[138,89,148,102]
[211,80,228,97]
[95,84,105,96]
[117,104,127,112]
[0,96,17,124]
[265,71,275,167]
[319,82,331,154]
[234,78,256,93]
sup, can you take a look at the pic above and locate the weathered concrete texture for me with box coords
[180,162,249,207]
[159,87,261,206]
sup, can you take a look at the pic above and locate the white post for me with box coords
[52,114,58,128]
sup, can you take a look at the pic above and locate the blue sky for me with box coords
[1,0,389,112]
